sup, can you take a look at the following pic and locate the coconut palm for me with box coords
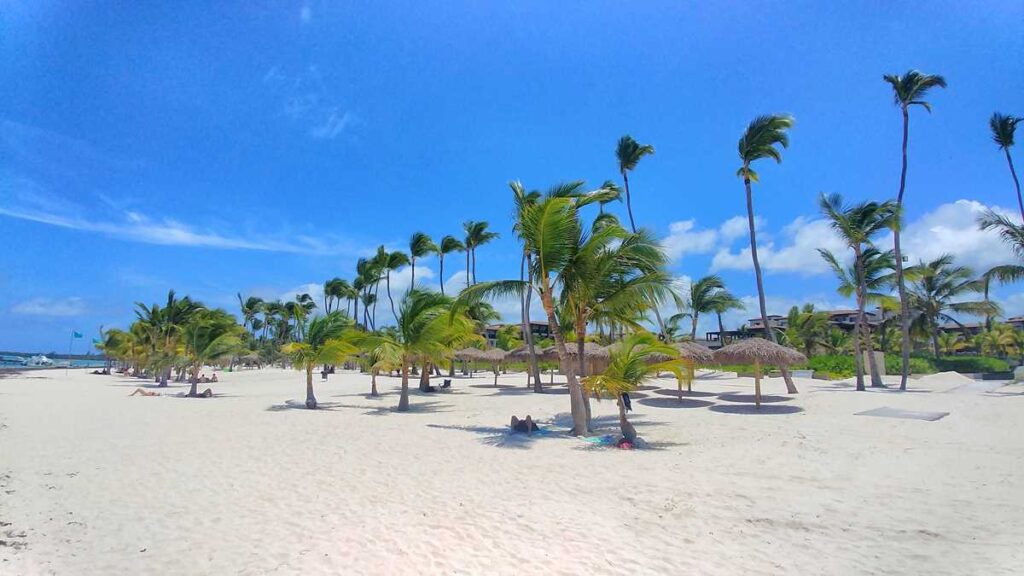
[883,69,947,389]
[582,332,684,442]
[979,211,1024,283]
[135,290,203,386]
[596,180,622,216]
[818,192,899,389]
[281,312,358,409]
[322,278,350,314]
[463,220,499,286]
[736,114,798,394]
[937,332,967,355]
[905,255,993,358]
[709,290,744,345]
[408,232,437,288]
[510,180,544,390]
[615,135,655,233]
[783,304,831,358]
[236,294,264,335]
[358,289,477,411]
[671,275,732,341]
[990,113,1023,220]
[437,235,465,296]
[382,249,410,324]
[182,309,245,397]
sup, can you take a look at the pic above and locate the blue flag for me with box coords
[72,331,83,339]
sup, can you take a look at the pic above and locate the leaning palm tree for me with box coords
[408,232,437,288]
[382,250,410,325]
[736,114,798,394]
[818,193,899,389]
[883,69,947,390]
[437,235,465,296]
[905,255,993,358]
[990,113,1022,220]
[281,312,358,409]
[463,221,499,286]
[182,309,245,397]
[358,289,477,411]
[510,180,544,390]
[582,332,684,443]
[616,135,655,233]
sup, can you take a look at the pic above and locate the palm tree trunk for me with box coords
[539,283,588,436]
[370,369,379,396]
[419,362,432,392]
[717,312,726,345]
[690,313,699,341]
[398,361,410,411]
[525,255,542,391]
[932,330,941,359]
[305,365,317,409]
[439,254,446,296]
[466,249,471,288]
[745,175,798,394]
[575,316,593,430]
[1006,149,1023,222]
[855,250,883,387]
[411,258,416,288]
[894,106,912,391]
[622,171,637,233]
[472,249,477,285]
[386,272,397,325]
[188,364,199,397]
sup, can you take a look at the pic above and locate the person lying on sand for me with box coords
[510,415,540,434]
[195,388,213,398]
[129,388,159,397]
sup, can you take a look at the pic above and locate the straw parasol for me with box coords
[453,347,487,362]
[478,348,509,385]
[713,338,806,407]
[538,342,612,378]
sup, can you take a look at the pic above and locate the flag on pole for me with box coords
[72,330,83,339]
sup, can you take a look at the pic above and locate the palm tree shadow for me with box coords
[549,412,668,432]
[426,423,569,449]
[266,400,344,412]
[709,404,804,415]
[653,389,718,398]
[357,400,453,416]
[638,397,715,409]
[467,384,519,390]
[717,392,793,404]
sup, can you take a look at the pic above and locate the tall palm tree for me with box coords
[463,220,499,286]
[357,289,477,411]
[990,113,1022,220]
[437,235,465,296]
[282,312,358,409]
[382,249,410,325]
[710,290,743,345]
[322,278,348,314]
[616,135,655,233]
[582,332,684,442]
[182,309,244,397]
[671,275,726,341]
[905,255,992,358]
[510,180,544,390]
[236,294,264,335]
[883,69,947,390]
[818,193,899,389]
[736,114,798,394]
[408,232,437,288]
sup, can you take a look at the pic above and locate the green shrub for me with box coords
[933,356,1009,373]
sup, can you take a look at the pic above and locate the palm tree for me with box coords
[615,135,655,233]
[437,235,465,296]
[357,289,477,411]
[710,290,743,345]
[818,193,899,389]
[408,232,437,288]
[736,114,798,394]
[883,69,947,389]
[236,294,264,335]
[281,312,358,409]
[671,275,729,341]
[582,332,684,442]
[990,113,1023,220]
[322,278,350,314]
[905,255,993,358]
[783,304,831,358]
[463,220,499,286]
[135,290,202,386]
[510,180,544,390]
[596,180,622,215]
[979,210,1024,280]
[182,309,244,397]
[937,332,967,355]
[382,249,410,324]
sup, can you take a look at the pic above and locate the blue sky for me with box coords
[2,1,1022,352]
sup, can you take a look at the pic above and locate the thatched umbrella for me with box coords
[713,338,806,407]
[540,341,612,379]
[670,341,715,399]
[478,348,509,385]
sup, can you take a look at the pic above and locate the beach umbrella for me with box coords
[713,338,807,407]
[477,348,509,385]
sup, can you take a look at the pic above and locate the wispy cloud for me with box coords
[300,4,312,24]
[263,65,356,140]
[13,297,87,317]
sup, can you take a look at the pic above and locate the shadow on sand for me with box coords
[652,389,718,398]
[638,397,715,409]
[426,423,569,449]
[709,404,804,415]
[717,392,793,404]
[266,400,345,412]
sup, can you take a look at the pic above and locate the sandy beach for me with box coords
[1,367,1021,575]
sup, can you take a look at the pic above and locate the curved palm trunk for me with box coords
[855,248,883,387]
[439,254,446,296]
[690,313,699,341]
[745,175,798,394]
[398,361,410,411]
[520,254,542,391]
[386,272,397,325]
[1006,149,1023,221]
[539,284,588,436]
[575,316,593,431]
[894,107,913,391]
[370,369,379,396]
[622,171,637,233]
[305,365,317,409]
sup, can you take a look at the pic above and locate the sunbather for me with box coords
[129,388,159,397]
[510,415,540,434]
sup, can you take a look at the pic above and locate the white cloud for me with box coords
[12,297,87,317]
[711,216,846,275]
[264,65,354,140]
[309,110,353,140]
[719,215,753,242]
[662,220,718,261]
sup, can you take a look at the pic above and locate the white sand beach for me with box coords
[1,368,1022,575]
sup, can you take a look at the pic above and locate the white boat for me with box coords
[1,354,27,366]
[26,355,55,367]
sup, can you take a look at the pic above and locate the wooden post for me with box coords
[754,360,762,408]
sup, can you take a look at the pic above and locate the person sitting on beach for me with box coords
[211,373,218,383]
[510,415,540,434]
[129,388,159,397]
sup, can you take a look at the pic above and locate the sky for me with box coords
[1,1,1023,352]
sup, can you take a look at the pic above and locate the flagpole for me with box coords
[66,328,73,376]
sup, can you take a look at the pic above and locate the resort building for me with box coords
[705,308,887,348]
[484,320,551,347]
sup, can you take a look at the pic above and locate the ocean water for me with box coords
[0,356,107,368]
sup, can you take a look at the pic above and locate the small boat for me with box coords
[26,355,55,367]
[0,354,27,366]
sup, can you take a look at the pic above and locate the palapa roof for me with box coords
[538,341,611,361]
[674,341,714,364]
[453,347,488,361]
[712,338,807,366]
[477,348,508,362]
